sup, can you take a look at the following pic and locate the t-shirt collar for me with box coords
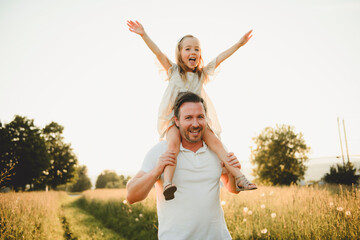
[180,141,208,153]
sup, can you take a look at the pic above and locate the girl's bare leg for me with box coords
[163,125,180,200]
[203,129,257,191]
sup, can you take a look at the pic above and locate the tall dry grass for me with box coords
[77,186,360,239]
[221,185,360,239]
[2,186,358,239]
[0,191,66,240]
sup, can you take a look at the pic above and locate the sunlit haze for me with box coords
[1,0,359,181]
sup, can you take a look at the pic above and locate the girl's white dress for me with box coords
[158,59,222,139]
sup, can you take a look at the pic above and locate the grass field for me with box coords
[1,185,359,239]
[0,191,66,240]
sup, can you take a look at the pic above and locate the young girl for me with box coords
[127,20,257,200]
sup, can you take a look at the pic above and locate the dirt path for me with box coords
[61,196,126,240]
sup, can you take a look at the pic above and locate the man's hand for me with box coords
[154,150,177,178]
[226,152,241,169]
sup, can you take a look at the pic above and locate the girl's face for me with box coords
[180,37,201,71]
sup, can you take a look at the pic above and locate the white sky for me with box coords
[1,0,359,179]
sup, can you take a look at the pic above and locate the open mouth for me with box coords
[189,128,201,136]
[189,57,196,63]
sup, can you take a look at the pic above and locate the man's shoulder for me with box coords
[141,141,168,173]
[152,140,168,151]
[145,141,168,158]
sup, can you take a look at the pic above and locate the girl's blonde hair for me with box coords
[175,35,208,83]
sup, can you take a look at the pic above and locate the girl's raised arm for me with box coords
[215,29,253,68]
[127,20,172,71]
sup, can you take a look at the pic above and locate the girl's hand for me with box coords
[127,20,145,36]
[239,29,253,47]
[227,152,241,169]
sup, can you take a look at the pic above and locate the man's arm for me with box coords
[126,150,176,204]
[126,170,159,204]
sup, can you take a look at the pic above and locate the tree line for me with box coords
[1,115,357,190]
[0,115,80,191]
[0,115,133,192]
[251,124,359,185]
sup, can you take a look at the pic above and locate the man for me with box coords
[126,91,241,239]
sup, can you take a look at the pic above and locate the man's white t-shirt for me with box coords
[141,141,232,240]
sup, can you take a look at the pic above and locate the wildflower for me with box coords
[271,213,276,218]
[139,213,144,218]
[248,210,253,215]
[221,201,226,205]
[123,200,128,204]
[261,204,265,209]
[243,218,247,222]
[243,207,249,213]
[135,218,139,222]
[261,228,268,234]
[345,211,351,216]
[129,209,132,213]
[337,207,344,211]
[329,202,334,207]
[261,193,265,197]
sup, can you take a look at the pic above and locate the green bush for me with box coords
[324,162,360,185]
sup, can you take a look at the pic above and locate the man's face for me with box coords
[175,102,206,143]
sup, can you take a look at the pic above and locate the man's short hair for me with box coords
[173,91,207,119]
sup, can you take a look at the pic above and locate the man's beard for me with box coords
[181,126,204,143]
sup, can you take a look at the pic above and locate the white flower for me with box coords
[128,209,132,213]
[123,200,128,204]
[243,218,247,222]
[271,213,276,218]
[135,218,139,222]
[345,211,351,216]
[139,214,143,218]
[261,228,268,234]
[329,202,334,207]
[261,193,265,197]
[337,207,344,211]
[243,207,249,213]
[221,201,226,205]
[261,204,265,209]
[248,210,253,215]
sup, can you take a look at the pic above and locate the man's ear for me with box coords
[174,117,179,128]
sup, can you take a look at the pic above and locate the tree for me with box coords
[103,175,131,188]
[70,165,92,192]
[1,116,50,190]
[251,124,310,185]
[0,122,16,188]
[119,174,131,188]
[40,122,78,189]
[323,162,360,185]
[96,170,125,189]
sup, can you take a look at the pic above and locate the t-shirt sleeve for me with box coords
[203,58,217,84]
[140,141,167,173]
[166,59,177,80]
[205,58,217,76]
